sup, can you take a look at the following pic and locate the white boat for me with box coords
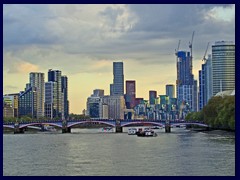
[136,128,157,137]
[128,128,137,135]
[43,125,57,132]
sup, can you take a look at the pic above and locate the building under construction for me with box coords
[175,32,197,118]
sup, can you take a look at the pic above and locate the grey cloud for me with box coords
[3,4,235,75]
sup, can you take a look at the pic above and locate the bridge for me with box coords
[3,119,209,134]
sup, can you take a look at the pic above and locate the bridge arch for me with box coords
[67,120,115,128]
[19,122,62,128]
[3,125,14,129]
[171,123,208,127]
[121,121,164,127]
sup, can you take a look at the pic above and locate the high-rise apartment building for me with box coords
[212,41,235,96]
[149,90,157,105]
[166,84,175,99]
[29,72,45,118]
[48,69,63,118]
[126,80,136,109]
[112,62,124,95]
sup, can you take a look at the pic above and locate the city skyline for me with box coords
[3,4,235,114]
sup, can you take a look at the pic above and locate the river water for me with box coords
[3,127,235,176]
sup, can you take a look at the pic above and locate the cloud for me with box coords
[7,60,39,74]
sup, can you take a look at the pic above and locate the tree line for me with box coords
[185,96,235,131]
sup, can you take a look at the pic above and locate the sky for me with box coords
[3,4,235,114]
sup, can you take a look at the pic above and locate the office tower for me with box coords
[112,62,124,95]
[45,81,57,119]
[126,80,136,109]
[61,76,69,119]
[48,69,63,118]
[19,86,37,118]
[29,72,45,118]
[176,51,197,114]
[166,84,175,98]
[212,41,235,96]
[93,89,104,97]
[149,90,157,105]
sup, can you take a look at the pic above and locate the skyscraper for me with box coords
[112,62,124,95]
[45,81,57,119]
[29,72,45,118]
[61,76,69,119]
[149,90,157,105]
[212,41,235,96]
[176,51,197,114]
[48,69,63,118]
[166,84,175,99]
[126,80,136,109]
[198,54,213,111]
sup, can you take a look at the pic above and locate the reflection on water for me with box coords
[3,128,235,176]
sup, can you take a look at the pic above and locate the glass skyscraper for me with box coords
[112,62,124,95]
[212,41,235,96]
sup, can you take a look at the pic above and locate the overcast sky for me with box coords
[3,4,235,114]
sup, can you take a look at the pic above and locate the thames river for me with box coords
[3,127,235,176]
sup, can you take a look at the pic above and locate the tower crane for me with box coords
[202,42,210,63]
[175,40,181,56]
[189,31,195,72]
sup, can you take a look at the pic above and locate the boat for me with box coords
[102,127,113,132]
[43,125,57,132]
[136,128,157,137]
[150,126,161,129]
[128,128,137,135]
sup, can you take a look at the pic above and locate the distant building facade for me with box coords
[125,80,136,109]
[166,84,175,99]
[149,90,157,105]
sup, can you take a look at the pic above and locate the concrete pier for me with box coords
[115,126,123,133]
[165,125,171,133]
[62,127,71,133]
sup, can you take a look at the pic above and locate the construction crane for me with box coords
[175,40,181,93]
[202,42,210,63]
[175,40,181,56]
[189,31,195,72]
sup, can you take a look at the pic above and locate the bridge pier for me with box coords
[62,127,71,133]
[115,126,123,133]
[165,125,171,133]
[14,128,24,134]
